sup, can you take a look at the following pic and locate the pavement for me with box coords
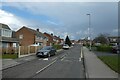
[82,46,118,78]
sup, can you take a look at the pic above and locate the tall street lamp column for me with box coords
[87,14,91,51]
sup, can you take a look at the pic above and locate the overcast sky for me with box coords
[0,2,118,40]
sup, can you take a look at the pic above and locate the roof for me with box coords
[44,32,53,38]
[22,26,46,38]
[54,36,60,40]
[0,23,11,30]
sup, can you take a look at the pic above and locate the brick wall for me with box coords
[16,27,35,46]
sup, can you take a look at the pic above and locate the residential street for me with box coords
[2,44,85,78]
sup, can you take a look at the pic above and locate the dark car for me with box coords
[112,45,120,54]
[36,46,56,57]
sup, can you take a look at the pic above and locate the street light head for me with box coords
[87,14,90,15]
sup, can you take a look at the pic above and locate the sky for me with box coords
[0,1,118,40]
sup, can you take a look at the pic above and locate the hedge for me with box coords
[96,45,112,52]
[53,45,62,50]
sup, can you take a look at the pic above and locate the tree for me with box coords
[93,33,109,44]
[65,35,72,46]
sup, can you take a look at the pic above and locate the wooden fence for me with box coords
[2,47,18,54]
[2,46,42,58]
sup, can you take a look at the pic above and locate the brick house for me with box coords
[53,36,61,45]
[44,32,64,46]
[0,23,19,54]
[44,33,54,46]
[16,26,48,47]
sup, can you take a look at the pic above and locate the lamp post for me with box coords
[86,14,91,51]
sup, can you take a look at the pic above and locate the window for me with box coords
[19,34,23,39]
[2,43,8,48]
[1,29,12,37]
[113,39,116,42]
[13,43,17,47]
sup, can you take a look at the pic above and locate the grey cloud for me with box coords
[2,2,118,40]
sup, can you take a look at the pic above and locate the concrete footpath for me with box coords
[83,47,118,78]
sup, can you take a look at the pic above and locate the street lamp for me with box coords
[86,14,92,51]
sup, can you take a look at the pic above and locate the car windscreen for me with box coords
[41,47,51,50]
[64,44,68,46]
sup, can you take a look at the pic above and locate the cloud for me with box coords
[113,29,118,33]
[47,20,58,25]
[1,0,119,2]
[0,9,26,30]
[1,2,118,40]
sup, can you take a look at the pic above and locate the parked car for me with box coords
[112,45,120,54]
[36,46,56,57]
[72,43,75,46]
[63,44,69,49]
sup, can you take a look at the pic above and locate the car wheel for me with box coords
[55,52,57,55]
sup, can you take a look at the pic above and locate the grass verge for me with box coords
[2,54,18,59]
[98,55,119,73]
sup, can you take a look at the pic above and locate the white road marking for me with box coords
[61,57,66,61]
[38,59,41,60]
[52,57,58,61]
[43,58,48,61]
[79,58,81,62]
[63,60,72,62]
[61,54,66,58]
[81,48,83,58]
[36,60,56,74]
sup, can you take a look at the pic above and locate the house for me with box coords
[108,36,120,45]
[44,33,64,46]
[44,32,54,46]
[16,26,48,47]
[53,36,61,45]
[0,23,19,54]
[60,39,64,45]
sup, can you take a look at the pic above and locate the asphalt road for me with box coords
[2,44,85,78]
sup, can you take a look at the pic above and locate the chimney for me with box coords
[36,28,39,32]
[51,33,53,36]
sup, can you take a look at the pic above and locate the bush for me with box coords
[53,45,62,50]
[97,45,112,52]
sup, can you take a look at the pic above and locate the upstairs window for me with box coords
[19,34,23,39]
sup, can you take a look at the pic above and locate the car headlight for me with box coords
[44,52,48,55]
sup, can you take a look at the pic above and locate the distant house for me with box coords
[0,23,19,54]
[53,36,61,45]
[44,33,64,46]
[60,39,64,45]
[108,36,120,45]
[16,26,48,46]
[44,33,54,46]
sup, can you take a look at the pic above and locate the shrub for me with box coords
[97,45,112,52]
[53,45,62,50]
